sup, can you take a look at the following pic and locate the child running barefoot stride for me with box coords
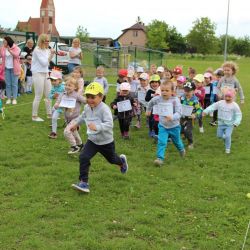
[69,82,128,193]
[147,81,185,166]
[203,87,242,154]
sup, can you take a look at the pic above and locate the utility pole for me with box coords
[224,0,230,61]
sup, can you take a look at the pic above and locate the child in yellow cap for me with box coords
[68,82,128,193]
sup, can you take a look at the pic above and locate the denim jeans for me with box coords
[157,124,184,160]
[217,124,234,150]
[5,68,18,99]
[67,63,80,73]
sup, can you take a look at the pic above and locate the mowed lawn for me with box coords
[0,58,249,249]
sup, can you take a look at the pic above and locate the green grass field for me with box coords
[0,58,250,249]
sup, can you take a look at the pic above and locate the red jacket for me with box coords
[194,86,205,108]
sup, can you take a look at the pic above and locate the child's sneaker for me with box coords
[180,149,186,157]
[6,99,11,105]
[68,146,80,154]
[48,132,57,139]
[72,182,90,193]
[120,154,128,174]
[199,127,204,133]
[149,130,155,137]
[225,149,230,154]
[188,144,194,149]
[209,121,217,126]
[77,143,84,151]
[154,158,163,166]
[123,131,130,139]
[134,121,141,129]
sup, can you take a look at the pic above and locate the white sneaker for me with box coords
[225,149,230,154]
[32,117,44,122]
[12,99,17,105]
[188,144,194,149]
[6,99,11,104]
[199,127,204,133]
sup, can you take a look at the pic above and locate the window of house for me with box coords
[41,10,45,16]
[133,31,138,37]
[49,17,53,24]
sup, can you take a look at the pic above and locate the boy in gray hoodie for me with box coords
[69,82,128,193]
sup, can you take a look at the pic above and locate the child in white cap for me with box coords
[134,72,150,128]
[111,82,136,139]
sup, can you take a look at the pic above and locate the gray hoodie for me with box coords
[75,102,114,145]
[147,95,182,129]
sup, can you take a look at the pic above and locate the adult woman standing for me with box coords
[31,33,55,122]
[67,38,82,73]
[23,38,35,58]
[0,36,21,105]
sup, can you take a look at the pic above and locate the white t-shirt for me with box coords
[5,50,13,69]
[68,47,81,65]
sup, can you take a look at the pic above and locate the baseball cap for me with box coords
[157,66,164,73]
[173,66,183,74]
[183,81,196,91]
[204,72,212,78]
[85,82,104,95]
[214,68,224,76]
[139,72,149,80]
[120,82,131,91]
[149,74,160,82]
[118,69,128,77]
[136,66,144,73]
[193,74,204,83]
[177,75,186,84]
[127,69,135,78]
[222,87,235,98]
[49,70,62,80]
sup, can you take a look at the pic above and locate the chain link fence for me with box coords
[80,43,167,78]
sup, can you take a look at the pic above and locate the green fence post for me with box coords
[97,44,99,66]
[148,49,151,68]
[134,46,137,69]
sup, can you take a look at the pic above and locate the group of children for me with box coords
[109,61,243,167]
[2,59,244,193]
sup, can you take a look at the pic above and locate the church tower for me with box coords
[40,0,59,37]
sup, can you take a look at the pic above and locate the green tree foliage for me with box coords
[76,25,90,43]
[168,26,186,53]
[146,20,169,50]
[186,17,219,54]
[232,36,250,56]
[146,20,186,53]
[218,35,237,54]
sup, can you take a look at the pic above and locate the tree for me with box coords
[76,25,90,43]
[168,26,186,53]
[232,36,250,56]
[218,35,237,54]
[186,17,219,54]
[146,20,169,50]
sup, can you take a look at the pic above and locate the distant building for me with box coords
[16,0,59,38]
[117,22,147,47]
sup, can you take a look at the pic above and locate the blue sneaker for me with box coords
[72,182,90,193]
[120,154,128,174]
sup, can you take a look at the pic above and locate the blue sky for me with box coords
[0,0,249,39]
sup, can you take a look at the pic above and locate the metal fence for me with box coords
[80,43,167,77]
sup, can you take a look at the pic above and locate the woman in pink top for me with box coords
[0,36,21,105]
